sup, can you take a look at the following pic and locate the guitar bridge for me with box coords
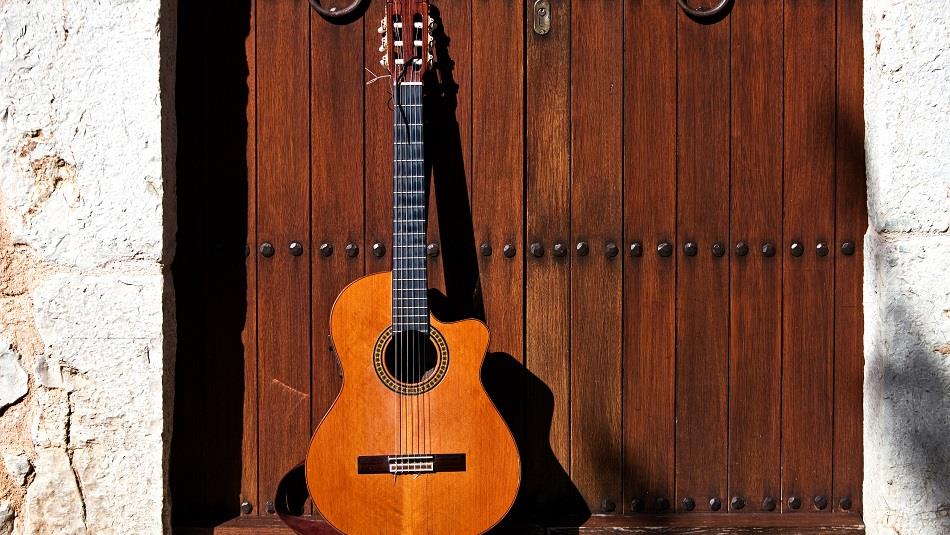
[357,453,466,475]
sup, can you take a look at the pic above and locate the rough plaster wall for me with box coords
[864,1,950,534]
[0,1,175,534]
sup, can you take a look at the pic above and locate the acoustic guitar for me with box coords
[304,1,521,533]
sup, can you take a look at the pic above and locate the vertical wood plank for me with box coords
[570,0,623,512]
[623,0,677,514]
[834,0,865,515]
[783,0,836,513]
[675,6,730,511]
[365,1,393,277]
[728,0,783,513]
[526,0,571,476]
[311,12,366,422]
[256,0,311,505]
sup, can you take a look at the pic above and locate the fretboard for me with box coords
[392,82,428,334]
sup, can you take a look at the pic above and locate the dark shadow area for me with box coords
[170,0,251,527]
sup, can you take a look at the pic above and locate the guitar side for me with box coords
[306,272,521,534]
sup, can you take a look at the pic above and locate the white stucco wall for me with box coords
[0,1,175,534]
[864,1,950,534]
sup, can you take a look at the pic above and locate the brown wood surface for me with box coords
[623,0,678,514]
[782,0,837,513]
[728,0,783,513]
[675,4,731,511]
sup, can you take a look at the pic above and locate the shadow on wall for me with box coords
[170,0,251,526]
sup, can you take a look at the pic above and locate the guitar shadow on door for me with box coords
[422,6,591,531]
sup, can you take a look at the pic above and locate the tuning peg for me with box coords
[380,55,388,68]
[379,36,387,53]
[428,16,437,32]
[427,53,434,65]
[378,17,387,34]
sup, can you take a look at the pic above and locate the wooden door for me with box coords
[235,0,866,529]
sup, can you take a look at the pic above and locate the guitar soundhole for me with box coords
[383,330,438,385]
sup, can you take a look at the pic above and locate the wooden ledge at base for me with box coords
[203,513,864,535]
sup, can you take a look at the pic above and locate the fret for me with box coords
[394,159,424,162]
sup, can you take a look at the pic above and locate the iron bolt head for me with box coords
[576,242,590,256]
[655,497,670,511]
[684,241,698,257]
[240,501,252,515]
[682,497,695,511]
[605,242,619,258]
[630,242,644,257]
[630,497,644,513]
[426,243,440,258]
[788,496,802,510]
[839,496,853,510]
[260,242,275,258]
[530,242,545,257]
[712,242,725,257]
[814,495,828,510]
[244,244,250,258]
[372,242,386,257]
[503,244,516,258]
[709,497,722,511]
[345,243,359,257]
[816,242,829,257]
[657,242,673,258]
[841,241,856,256]
[289,241,304,257]
[762,496,777,512]
[731,496,746,510]
[735,241,749,257]
[762,242,776,257]
[552,242,567,257]
[480,243,493,256]
[790,242,804,257]
[265,500,276,514]
[601,498,616,513]
[319,243,333,257]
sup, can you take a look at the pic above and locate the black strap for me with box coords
[275,463,338,535]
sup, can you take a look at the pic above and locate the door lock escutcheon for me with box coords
[533,0,551,36]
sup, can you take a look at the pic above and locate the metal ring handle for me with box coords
[677,0,730,18]
[309,0,363,21]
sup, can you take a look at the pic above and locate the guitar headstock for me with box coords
[378,0,433,82]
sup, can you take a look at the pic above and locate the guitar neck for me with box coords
[392,81,428,333]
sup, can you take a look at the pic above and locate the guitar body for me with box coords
[306,272,520,534]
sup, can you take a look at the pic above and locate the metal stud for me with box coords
[709,497,722,511]
[372,242,386,257]
[790,242,804,257]
[816,242,829,257]
[426,243,440,258]
[657,242,673,258]
[712,242,725,257]
[731,496,746,510]
[655,497,670,511]
[630,497,644,513]
[814,495,828,510]
[553,242,567,257]
[762,242,776,258]
[503,244,516,258]
[839,497,853,511]
[630,242,644,257]
[841,241,856,256]
[788,496,802,510]
[576,242,590,256]
[530,242,545,257]
[684,241,698,257]
[682,497,695,511]
[240,501,253,515]
[265,500,276,514]
[605,242,619,258]
[346,243,359,258]
[289,241,304,257]
[480,243,493,256]
[260,242,275,258]
[735,241,749,257]
[244,244,250,258]
[762,496,777,512]
[601,498,616,513]
[319,243,333,257]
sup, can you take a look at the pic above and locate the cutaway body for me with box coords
[306,272,520,534]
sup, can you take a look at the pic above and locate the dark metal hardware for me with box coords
[601,498,616,513]
[503,244,516,258]
[308,0,364,21]
[530,242,545,257]
[657,242,673,258]
[630,242,644,257]
[655,497,670,511]
[709,497,722,511]
[790,242,804,257]
[735,241,749,257]
[576,242,590,256]
[840,497,853,510]
[841,241,856,256]
[289,241,304,257]
[260,242,275,258]
[605,242,619,258]
[533,0,552,36]
[762,496,777,512]
[319,243,333,257]
[678,0,731,19]
[762,242,776,258]
[553,242,567,257]
[682,497,695,511]
[788,496,802,510]
[712,242,725,257]
[684,241,698,257]
[480,243,493,256]
[372,242,386,257]
[240,501,252,515]
[630,497,644,513]
[345,243,359,258]
[265,500,276,514]
[814,495,828,510]
[731,496,745,510]
[244,244,250,258]
[426,243,440,258]
[816,242,829,257]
